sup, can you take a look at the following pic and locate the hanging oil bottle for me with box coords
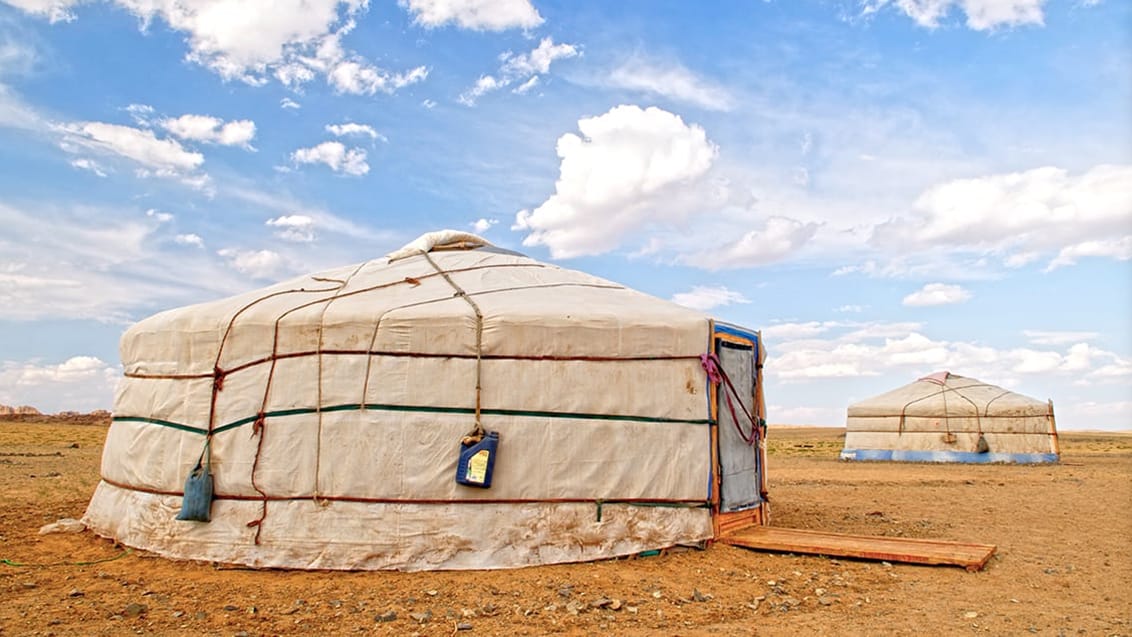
[456,431,499,488]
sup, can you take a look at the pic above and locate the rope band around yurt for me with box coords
[423,252,487,442]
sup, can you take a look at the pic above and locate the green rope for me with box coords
[2,548,133,568]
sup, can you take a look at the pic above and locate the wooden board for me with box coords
[720,526,996,571]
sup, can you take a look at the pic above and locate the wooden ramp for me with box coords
[720,526,996,571]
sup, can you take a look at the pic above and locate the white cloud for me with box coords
[266,214,315,242]
[1,0,80,23]
[326,122,384,141]
[471,218,497,234]
[291,141,368,176]
[902,282,972,306]
[5,1,426,94]
[0,82,44,130]
[861,0,1045,30]
[866,164,1132,275]
[1024,330,1099,346]
[458,37,577,105]
[0,356,118,413]
[327,61,428,96]
[835,304,864,313]
[512,75,539,94]
[604,57,734,111]
[69,157,107,177]
[57,121,204,174]
[280,97,301,109]
[681,217,820,270]
[399,0,543,30]
[514,105,718,258]
[217,248,286,279]
[175,233,204,247]
[670,285,750,312]
[1046,237,1132,271]
[159,114,256,148]
[421,98,436,109]
[145,208,173,223]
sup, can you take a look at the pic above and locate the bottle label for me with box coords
[465,449,490,484]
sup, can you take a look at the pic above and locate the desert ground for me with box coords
[1,416,1129,636]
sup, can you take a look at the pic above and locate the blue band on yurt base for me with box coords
[839,449,1059,464]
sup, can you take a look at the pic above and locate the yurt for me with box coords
[840,372,1059,464]
[83,230,769,571]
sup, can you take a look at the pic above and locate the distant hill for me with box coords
[0,405,110,425]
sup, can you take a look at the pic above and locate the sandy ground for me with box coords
[1,418,1129,636]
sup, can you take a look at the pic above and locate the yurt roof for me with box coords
[847,372,1048,418]
[121,230,713,377]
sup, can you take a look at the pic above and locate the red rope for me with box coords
[700,353,759,446]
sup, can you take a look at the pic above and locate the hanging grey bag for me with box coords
[176,441,213,522]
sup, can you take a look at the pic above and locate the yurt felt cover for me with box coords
[840,372,1059,464]
[84,231,739,570]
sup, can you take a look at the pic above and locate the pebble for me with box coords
[818,597,834,606]
[234,631,249,637]
[223,604,239,611]
[964,611,979,619]
[692,589,712,602]
[171,610,185,618]
[123,603,146,618]
[409,610,432,624]
[375,611,397,623]
[590,598,613,609]
[194,611,208,620]
[68,589,84,597]
[456,622,473,631]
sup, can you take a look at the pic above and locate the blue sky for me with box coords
[0,0,1129,429]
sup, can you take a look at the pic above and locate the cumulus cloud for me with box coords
[145,208,173,223]
[458,37,578,105]
[175,233,204,247]
[159,114,256,148]
[1,0,80,23]
[603,56,734,111]
[767,320,1130,385]
[670,285,750,311]
[861,0,1046,30]
[866,164,1132,275]
[280,97,301,109]
[681,217,820,270]
[471,218,497,234]
[69,157,107,176]
[7,0,428,94]
[217,248,286,279]
[291,141,368,175]
[266,214,315,242]
[902,282,972,306]
[0,356,118,413]
[514,105,718,258]
[400,0,543,30]
[326,122,384,141]
[56,120,211,189]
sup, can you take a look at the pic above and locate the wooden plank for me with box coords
[720,526,996,571]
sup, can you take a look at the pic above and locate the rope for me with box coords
[2,548,133,568]
[423,252,486,440]
[700,352,760,446]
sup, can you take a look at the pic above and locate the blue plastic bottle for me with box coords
[456,431,499,488]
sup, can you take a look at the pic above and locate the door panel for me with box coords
[717,340,760,512]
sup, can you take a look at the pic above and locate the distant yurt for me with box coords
[84,231,768,571]
[840,372,1059,464]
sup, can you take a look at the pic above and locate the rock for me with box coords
[123,603,147,618]
[557,585,573,598]
[747,599,761,611]
[426,589,438,596]
[456,622,473,631]
[651,590,663,599]
[818,597,835,606]
[609,599,622,611]
[21,582,36,589]
[692,589,712,602]
[329,599,342,608]
[964,611,979,619]
[815,588,827,596]
[39,518,86,535]
[171,610,185,618]
[590,598,613,609]
[68,589,84,597]
[409,610,432,624]
[375,611,397,623]
[235,632,249,637]
[69,443,79,448]
[223,604,239,611]
[194,611,208,620]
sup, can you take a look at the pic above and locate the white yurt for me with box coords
[84,231,769,571]
[840,372,1059,464]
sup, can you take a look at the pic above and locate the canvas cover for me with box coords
[841,372,1059,463]
[84,231,728,570]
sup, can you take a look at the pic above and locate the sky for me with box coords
[0,0,1129,430]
